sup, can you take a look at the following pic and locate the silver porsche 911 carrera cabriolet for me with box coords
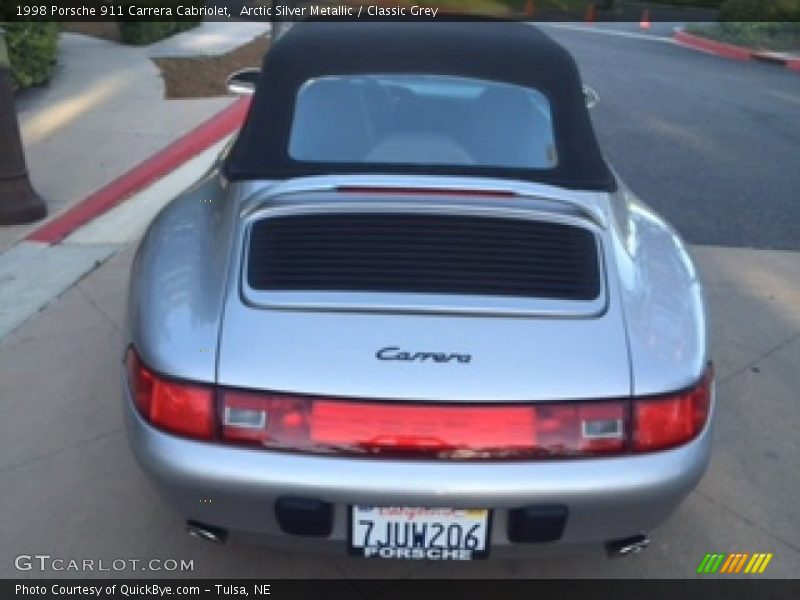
[123,18,714,560]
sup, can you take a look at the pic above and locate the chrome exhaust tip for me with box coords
[605,534,650,558]
[186,520,227,545]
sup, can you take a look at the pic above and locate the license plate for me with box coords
[349,506,490,560]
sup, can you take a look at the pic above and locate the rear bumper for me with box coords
[123,386,713,555]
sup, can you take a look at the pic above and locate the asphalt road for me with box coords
[542,24,800,251]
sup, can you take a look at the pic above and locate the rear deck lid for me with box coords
[218,196,630,402]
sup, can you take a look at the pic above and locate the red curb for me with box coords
[674,29,800,73]
[27,96,252,244]
[673,30,752,61]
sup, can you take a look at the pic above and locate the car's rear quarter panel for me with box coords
[609,184,710,395]
[127,168,238,384]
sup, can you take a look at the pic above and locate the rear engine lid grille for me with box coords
[246,213,600,301]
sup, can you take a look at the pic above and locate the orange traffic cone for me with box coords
[640,9,651,30]
[524,0,535,18]
[584,3,596,23]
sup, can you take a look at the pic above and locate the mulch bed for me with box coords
[60,23,270,99]
[152,34,270,99]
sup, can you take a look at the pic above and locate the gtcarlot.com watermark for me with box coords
[14,554,194,573]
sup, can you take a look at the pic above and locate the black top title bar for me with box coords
[2,0,742,23]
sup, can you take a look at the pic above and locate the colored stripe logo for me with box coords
[697,553,773,574]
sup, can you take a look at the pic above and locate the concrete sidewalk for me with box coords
[0,23,260,342]
[4,23,267,254]
[148,20,270,57]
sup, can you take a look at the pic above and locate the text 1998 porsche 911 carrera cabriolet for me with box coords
[123,18,713,560]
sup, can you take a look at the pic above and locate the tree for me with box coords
[0,28,46,225]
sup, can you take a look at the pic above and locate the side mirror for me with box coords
[227,68,260,96]
[583,85,599,109]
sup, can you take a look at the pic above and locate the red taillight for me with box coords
[221,390,310,447]
[128,348,712,458]
[536,402,626,455]
[311,402,536,452]
[220,392,626,458]
[125,348,153,417]
[632,366,713,452]
[125,349,214,440]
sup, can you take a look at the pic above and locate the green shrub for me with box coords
[713,0,800,50]
[646,0,725,7]
[716,22,800,50]
[719,0,800,21]
[696,0,800,51]
[1,22,59,90]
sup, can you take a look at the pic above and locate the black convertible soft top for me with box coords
[225,18,616,191]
